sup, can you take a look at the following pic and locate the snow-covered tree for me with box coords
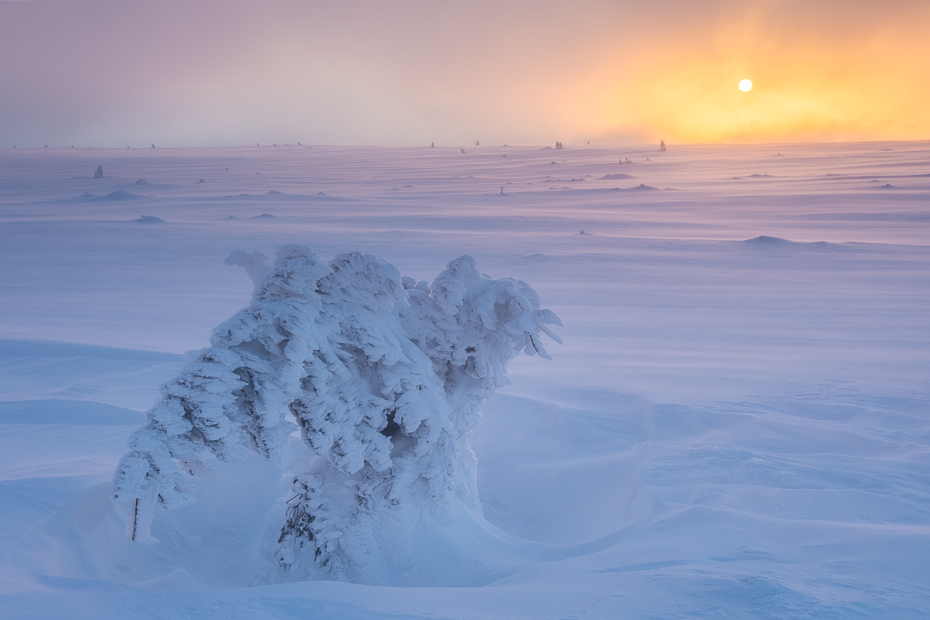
[112,245,561,580]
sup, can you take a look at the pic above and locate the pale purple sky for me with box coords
[2,0,928,147]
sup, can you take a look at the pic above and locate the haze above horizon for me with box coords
[2,0,928,148]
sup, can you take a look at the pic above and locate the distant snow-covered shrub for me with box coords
[112,245,560,582]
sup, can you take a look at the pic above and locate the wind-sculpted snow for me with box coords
[2,142,930,617]
[111,245,561,582]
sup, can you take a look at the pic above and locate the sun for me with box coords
[738,79,753,92]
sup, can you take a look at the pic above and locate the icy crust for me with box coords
[111,245,561,582]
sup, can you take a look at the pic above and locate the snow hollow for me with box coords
[1,142,929,618]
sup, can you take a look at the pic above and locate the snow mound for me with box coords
[628,184,657,191]
[133,215,165,224]
[743,236,849,251]
[101,191,145,201]
[599,173,634,180]
[744,235,792,244]
[72,191,145,202]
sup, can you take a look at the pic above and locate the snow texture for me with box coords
[1,141,928,618]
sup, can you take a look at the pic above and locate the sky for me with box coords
[1,0,929,147]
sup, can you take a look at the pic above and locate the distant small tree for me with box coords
[660,140,667,152]
[94,166,104,179]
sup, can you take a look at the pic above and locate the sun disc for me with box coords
[738,79,753,92]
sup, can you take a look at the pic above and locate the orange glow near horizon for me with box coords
[567,10,930,145]
[2,0,929,147]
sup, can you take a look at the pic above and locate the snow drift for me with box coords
[111,245,561,584]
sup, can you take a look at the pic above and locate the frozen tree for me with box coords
[112,245,561,581]
[94,165,104,179]
[660,140,667,152]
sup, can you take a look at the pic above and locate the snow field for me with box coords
[1,142,928,617]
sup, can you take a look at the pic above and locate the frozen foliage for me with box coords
[111,245,561,580]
